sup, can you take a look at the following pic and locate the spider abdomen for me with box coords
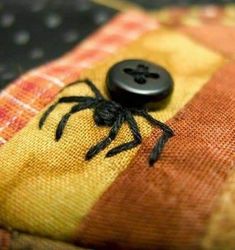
[93,101,122,127]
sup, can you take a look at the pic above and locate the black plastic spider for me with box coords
[39,79,174,166]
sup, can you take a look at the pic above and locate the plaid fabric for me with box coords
[1,5,235,148]
[155,4,235,26]
[0,4,235,250]
[0,11,157,146]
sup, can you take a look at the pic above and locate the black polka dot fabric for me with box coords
[0,0,117,89]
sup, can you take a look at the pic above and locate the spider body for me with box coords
[39,79,174,166]
[93,100,123,127]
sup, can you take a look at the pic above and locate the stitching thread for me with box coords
[39,79,174,166]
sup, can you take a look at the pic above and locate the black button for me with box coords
[106,59,174,108]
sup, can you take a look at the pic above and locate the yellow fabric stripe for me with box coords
[91,0,141,11]
[0,29,224,240]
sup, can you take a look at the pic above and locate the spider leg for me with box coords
[39,96,95,129]
[55,100,96,141]
[85,114,124,160]
[133,109,174,166]
[149,132,171,166]
[133,109,174,136]
[106,111,142,158]
[58,78,103,100]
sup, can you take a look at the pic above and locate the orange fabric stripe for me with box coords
[180,24,235,57]
[75,62,235,249]
[0,11,157,147]
[0,229,11,250]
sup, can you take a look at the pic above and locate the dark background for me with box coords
[0,0,233,89]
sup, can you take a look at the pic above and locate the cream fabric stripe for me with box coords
[30,72,65,88]
[0,91,38,114]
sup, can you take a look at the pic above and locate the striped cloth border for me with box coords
[154,4,235,26]
[0,11,158,146]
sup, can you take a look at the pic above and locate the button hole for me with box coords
[138,64,148,71]
[123,68,134,74]
[123,65,159,84]
[134,76,146,84]
[148,73,160,79]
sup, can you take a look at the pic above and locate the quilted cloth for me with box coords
[0,3,235,250]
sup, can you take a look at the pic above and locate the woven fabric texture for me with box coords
[0,4,235,250]
[0,10,157,147]
[0,229,86,250]
[154,4,235,26]
[76,61,235,249]
[0,27,223,242]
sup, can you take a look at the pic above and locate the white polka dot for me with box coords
[63,30,79,43]
[14,30,30,45]
[0,65,5,73]
[45,13,62,28]
[2,71,15,81]
[30,1,45,12]
[94,11,109,25]
[30,48,44,59]
[0,13,15,27]
[76,0,91,11]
